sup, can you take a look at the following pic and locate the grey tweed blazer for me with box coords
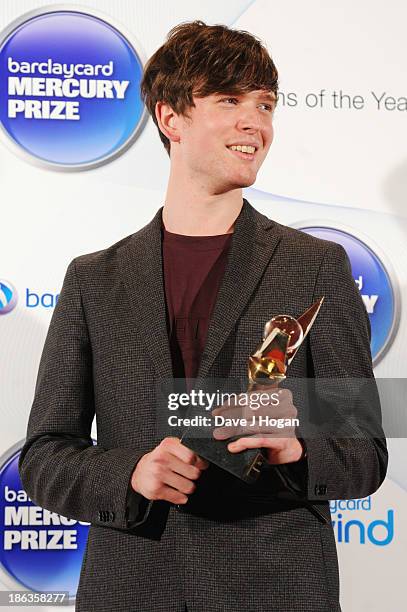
[19,200,387,612]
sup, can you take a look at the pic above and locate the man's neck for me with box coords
[162,175,244,236]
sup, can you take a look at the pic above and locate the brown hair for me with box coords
[140,20,278,155]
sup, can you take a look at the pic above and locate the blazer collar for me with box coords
[120,199,281,381]
[195,199,281,379]
[120,206,172,380]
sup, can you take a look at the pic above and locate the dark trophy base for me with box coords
[181,433,266,483]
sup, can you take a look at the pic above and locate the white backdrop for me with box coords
[1,1,406,610]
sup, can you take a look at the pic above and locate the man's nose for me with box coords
[236,106,261,132]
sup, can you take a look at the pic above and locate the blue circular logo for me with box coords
[0,8,146,169]
[298,226,398,364]
[0,445,89,598]
[0,280,18,314]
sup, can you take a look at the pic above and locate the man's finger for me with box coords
[166,454,205,480]
[163,471,197,495]
[193,454,209,470]
[227,434,287,453]
[168,438,201,465]
[160,486,188,505]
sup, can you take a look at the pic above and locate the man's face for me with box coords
[175,89,275,192]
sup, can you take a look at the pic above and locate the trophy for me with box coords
[248,298,324,386]
[181,298,324,482]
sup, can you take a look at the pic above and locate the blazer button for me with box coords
[315,484,327,496]
[98,510,115,522]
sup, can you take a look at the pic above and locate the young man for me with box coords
[20,21,387,612]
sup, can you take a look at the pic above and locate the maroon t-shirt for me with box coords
[162,227,232,380]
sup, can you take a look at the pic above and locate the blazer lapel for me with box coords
[119,200,281,383]
[120,207,173,380]
[196,200,281,379]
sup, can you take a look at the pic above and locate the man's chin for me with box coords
[235,175,256,189]
[213,172,257,194]
[223,169,257,189]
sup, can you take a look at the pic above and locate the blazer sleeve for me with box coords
[274,241,388,502]
[18,259,150,533]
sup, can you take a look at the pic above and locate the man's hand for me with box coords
[130,437,209,505]
[212,386,304,465]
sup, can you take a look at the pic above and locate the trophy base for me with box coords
[181,434,266,483]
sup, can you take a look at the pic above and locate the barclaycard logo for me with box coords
[330,497,394,547]
[0,281,59,311]
[0,280,17,314]
[25,289,59,309]
[0,443,89,599]
[295,225,399,365]
[0,7,146,170]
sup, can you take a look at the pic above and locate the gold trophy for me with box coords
[248,298,324,387]
[182,298,324,482]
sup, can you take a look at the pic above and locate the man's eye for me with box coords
[259,103,273,112]
[220,98,273,111]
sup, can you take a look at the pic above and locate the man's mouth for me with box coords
[226,144,257,159]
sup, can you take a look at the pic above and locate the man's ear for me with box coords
[155,101,181,144]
